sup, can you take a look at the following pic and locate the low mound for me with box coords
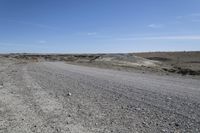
[95,54,160,67]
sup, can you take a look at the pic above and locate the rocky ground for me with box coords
[0,55,200,133]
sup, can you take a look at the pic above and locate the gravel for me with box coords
[0,61,200,133]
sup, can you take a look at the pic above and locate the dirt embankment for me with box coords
[134,51,200,76]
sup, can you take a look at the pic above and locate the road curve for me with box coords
[0,61,200,133]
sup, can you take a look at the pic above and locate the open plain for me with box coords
[0,52,200,133]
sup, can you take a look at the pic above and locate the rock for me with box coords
[142,122,149,127]
[67,92,71,96]
[161,129,168,132]
[167,97,172,100]
[175,123,179,127]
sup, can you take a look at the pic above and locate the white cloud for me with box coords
[176,16,184,19]
[75,32,97,36]
[148,24,163,28]
[176,13,200,21]
[116,35,200,41]
[38,40,47,44]
[87,32,97,36]
[192,20,200,22]
[190,13,200,17]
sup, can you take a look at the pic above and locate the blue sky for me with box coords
[0,0,200,53]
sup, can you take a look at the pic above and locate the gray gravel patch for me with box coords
[0,61,200,132]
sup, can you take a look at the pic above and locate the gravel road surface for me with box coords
[0,61,200,133]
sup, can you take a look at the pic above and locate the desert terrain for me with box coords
[0,52,200,133]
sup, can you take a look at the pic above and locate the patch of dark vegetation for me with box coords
[175,67,200,75]
[146,57,171,61]
[162,68,176,73]
[1,54,102,63]
[186,61,200,64]
[89,56,100,62]
[162,67,200,76]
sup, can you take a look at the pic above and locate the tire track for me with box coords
[0,69,44,133]
[23,65,92,133]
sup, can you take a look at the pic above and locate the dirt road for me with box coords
[0,61,200,133]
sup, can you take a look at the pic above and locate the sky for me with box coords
[0,0,200,53]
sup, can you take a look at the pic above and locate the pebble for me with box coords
[67,92,71,96]
[167,97,172,100]
[175,123,179,127]
[142,122,149,127]
[161,129,168,132]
